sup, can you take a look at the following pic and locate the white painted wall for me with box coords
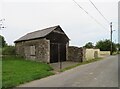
[84,48,100,61]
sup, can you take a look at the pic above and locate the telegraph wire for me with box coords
[89,0,110,24]
[72,0,107,30]
[88,0,116,55]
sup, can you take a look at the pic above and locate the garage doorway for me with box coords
[50,43,66,63]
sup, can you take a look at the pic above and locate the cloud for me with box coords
[1,1,118,46]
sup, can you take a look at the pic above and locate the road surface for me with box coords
[19,55,118,87]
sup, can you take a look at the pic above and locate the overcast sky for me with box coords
[0,0,119,47]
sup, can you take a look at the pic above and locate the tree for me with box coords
[0,35,7,47]
[84,42,94,48]
[3,46,16,55]
[95,39,116,52]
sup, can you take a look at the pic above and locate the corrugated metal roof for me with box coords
[14,25,59,43]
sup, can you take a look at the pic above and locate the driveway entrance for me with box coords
[50,61,79,71]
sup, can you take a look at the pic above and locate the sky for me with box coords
[0,0,119,47]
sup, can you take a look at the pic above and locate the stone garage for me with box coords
[14,25,69,63]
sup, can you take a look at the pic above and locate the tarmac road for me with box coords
[18,55,118,87]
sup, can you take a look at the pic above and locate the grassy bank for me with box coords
[2,56,54,89]
[112,51,120,55]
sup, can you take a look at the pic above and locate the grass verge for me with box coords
[112,51,120,55]
[60,58,102,72]
[2,55,54,89]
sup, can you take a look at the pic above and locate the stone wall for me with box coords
[67,46,101,62]
[15,41,25,57]
[15,38,50,63]
[68,46,83,62]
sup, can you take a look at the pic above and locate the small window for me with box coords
[30,46,35,55]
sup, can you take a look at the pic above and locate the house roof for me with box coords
[14,25,68,43]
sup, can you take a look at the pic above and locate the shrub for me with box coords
[95,39,117,52]
[2,46,16,55]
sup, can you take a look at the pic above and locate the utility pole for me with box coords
[110,22,113,55]
[110,22,115,55]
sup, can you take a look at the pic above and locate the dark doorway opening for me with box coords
[50,43,66,63]
[60,44,66,62]
[50,43,58,63]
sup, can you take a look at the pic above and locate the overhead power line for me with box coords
[89,0,110,24]
[72,0,107,30]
